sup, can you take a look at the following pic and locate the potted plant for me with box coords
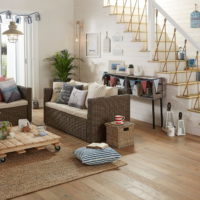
[46,50,79,82]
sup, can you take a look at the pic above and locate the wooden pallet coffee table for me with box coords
[0,125,61,163]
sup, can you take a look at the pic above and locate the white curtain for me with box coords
[24,20,40,101]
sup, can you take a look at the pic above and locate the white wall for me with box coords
[74,0,200,135]
[74,0,162,125]
[0,0,74,103]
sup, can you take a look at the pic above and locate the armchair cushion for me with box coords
[51,82,64,102]
[0,79,21,103]
[46,102,88,119]
[85,82,106,108]
[0,100,28,109]
[56,83,83,104]
[68,88,88,109]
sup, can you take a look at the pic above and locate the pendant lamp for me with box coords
[3,21,23,43]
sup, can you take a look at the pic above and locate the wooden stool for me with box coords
[105,121,134,148]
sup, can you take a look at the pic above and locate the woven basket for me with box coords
[105,121,134,148]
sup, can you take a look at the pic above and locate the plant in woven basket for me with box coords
[46,50,79,82]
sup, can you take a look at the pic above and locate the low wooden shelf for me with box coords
[0,125,61,163]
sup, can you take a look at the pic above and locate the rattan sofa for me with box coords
[44,88,130,142]
[0,86,32,125]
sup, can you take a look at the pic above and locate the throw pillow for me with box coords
[85,82,107,108]
[69,80,89,90]
[0,77,6,102]
[51,82,64,102]
[0,79,21,103]
[74,147,121,165]
[68,88,88,109]
[105,86,118,97]
[56,83,83,104]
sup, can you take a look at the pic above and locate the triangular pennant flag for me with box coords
[153,79,160,92]
[129,80,136,87]
[141,80,147,93]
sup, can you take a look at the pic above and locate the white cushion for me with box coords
[51,82,64,102]
[105,86,118,97]
[46,102,88,119]
[85,82,107,108]
[68,88,88,109]
[0,100,28,109]
[69,80,89,90]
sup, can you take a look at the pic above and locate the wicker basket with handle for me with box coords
[105,121,134,148]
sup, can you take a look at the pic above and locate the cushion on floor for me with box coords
[74,147,121,165]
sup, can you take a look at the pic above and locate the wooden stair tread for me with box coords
[177,94,200,99]
[168,81,200,86]
[133,40,173,43]
[117,21,147,24]
[157,68,200,74]
[149,60,186,63]
[124,30,166,34]
[188,108,200,113]
[110,13,147,17]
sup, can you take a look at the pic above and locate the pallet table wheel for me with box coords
[55,145,61,152]
[0,157,6,163]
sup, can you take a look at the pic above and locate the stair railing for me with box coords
[148,0,200,111]
[127,0,138,32]
[134,0,147,42]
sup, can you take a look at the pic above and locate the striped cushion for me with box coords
[74,147,121,165]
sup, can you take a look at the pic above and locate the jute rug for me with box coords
[0,127,126,200]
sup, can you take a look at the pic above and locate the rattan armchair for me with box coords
[0,86,32,125]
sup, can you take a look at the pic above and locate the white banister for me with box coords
[147,0,155,57]
[149,0,200,52]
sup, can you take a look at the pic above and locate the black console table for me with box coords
[104,73,166,129]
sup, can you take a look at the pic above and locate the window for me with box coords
[0,15,25,85]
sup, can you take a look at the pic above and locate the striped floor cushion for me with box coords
[74,147,121,165]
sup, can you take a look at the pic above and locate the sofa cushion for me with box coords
[56,83,83,105]
[85,82,107,108]
[46,102,88,119]
[69,80,89,90]
[68,88,88,109]
[0,79,21,103]
[0,77,6,102]
[105,86,118,97]
[51,82,64,102]
[0,100,28,109]
[74,147,121,165]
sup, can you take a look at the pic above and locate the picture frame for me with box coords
[86,33,101,57]
[108,60,124,73]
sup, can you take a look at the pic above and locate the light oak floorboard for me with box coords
[14,110,200,200]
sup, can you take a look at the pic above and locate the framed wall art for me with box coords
[86,33,101,57]
[108,60,124,73]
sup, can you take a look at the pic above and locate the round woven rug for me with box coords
[0,127,126,200]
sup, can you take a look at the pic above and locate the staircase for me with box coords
[103,0,200,116]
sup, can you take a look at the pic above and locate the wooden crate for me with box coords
[105,121,134,148]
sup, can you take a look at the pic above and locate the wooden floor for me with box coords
[14,110,200,200]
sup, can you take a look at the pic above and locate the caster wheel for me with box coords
[0,158,6,163]
[55,146,61,152]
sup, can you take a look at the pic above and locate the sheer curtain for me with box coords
[24,20,40,102]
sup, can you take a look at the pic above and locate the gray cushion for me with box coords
[0,79,21,103]
[68,88,88,109]
[56,83,83,104]
[74,147,121,165]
